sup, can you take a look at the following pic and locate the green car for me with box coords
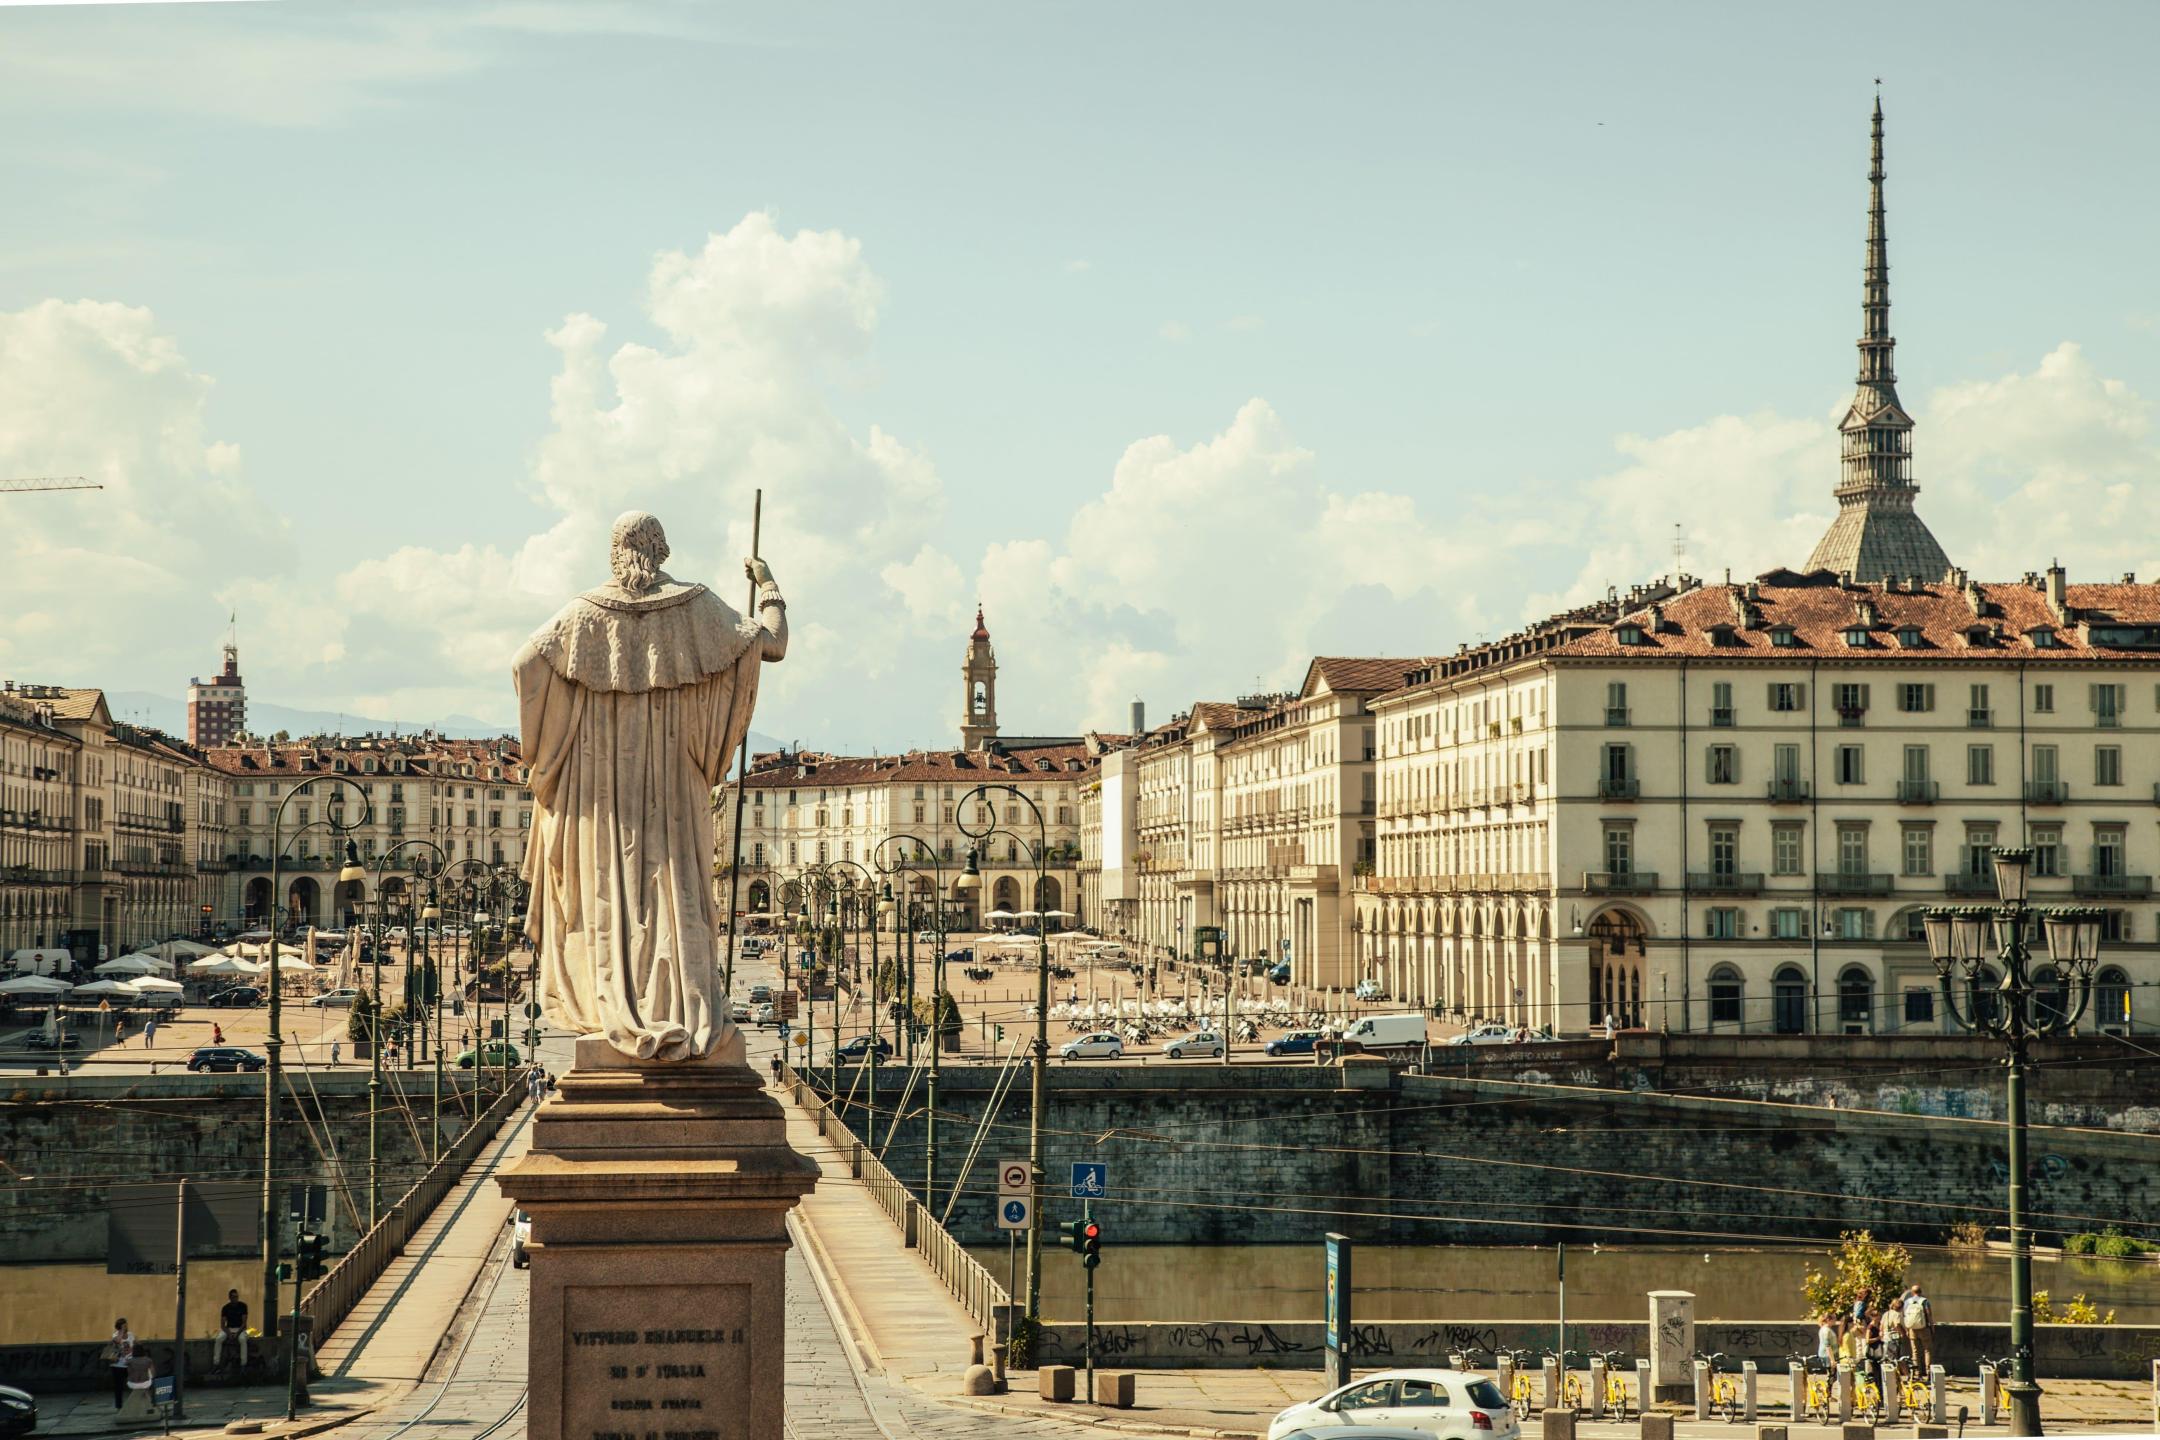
[456,1041,522,1068]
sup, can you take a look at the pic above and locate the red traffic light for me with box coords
[1082,1222,1101,1240]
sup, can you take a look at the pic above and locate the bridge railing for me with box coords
[783,1061,1009,1339]
[301,1080,527,1343]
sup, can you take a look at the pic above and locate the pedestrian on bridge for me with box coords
[330,1039,342,1066]
[142,1019,158,1048]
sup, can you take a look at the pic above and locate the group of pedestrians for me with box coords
[1816,1283,1935,1374]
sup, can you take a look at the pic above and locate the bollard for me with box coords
[2151,1359,2159,1433]
[1694,1359,1710,1421]
[1756,1428,1788,1440]
[1544,1356,1561,1411]
[1541,1408,1578,1440]
[1836,1363,1854,1424]
[1640,1414,1675,1440]
[1914,1428,1947,1439]
[1880,1361,1899,1424]
[1743,1360,1758,1423]
[1590,1356,1608,1419]
[1450,1351,1467,1372]
[1979,1363,1998,1427]
[1637,1358,1653,1414]
[1500,1354,1516,1404]
[1787,1361,1807,1422]
[1096,1372,1135,1409]
[1930,1363,1946,1424]
[1839,1427,1873,1440]
[1038,1365,1075,1403]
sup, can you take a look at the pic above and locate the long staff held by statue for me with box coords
[721,488,761,1000]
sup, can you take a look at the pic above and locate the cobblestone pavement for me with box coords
[330,1233,530,1440]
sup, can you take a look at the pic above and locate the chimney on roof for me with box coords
[2125,572,2137,584]
[2045,561,2068,619]
[1130,699,1145,735]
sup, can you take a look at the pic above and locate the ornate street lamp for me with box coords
[1921,847,2104,1438]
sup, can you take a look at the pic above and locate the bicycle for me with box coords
[1504,1350,1537,1419]
[1695,1352,1741,1423]
[1595,1351,1633,1420]
[1852,1369,1884,1426]
[1554,1350,1586,1411]
[1895,1361,1931,1417]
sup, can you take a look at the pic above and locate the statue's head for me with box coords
[609,511,670,595]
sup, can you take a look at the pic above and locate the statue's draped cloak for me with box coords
[514,581,765,1061]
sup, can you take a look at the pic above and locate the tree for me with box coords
[1801,1230,1911,1321]
[347,989,378,1043]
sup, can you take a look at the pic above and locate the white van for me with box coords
[1332,1012,1428,1053]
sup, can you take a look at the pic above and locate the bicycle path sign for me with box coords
[996,1196,1032,1231]
[1070,1162,1107,1199]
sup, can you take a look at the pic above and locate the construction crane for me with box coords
[2,476,101,495]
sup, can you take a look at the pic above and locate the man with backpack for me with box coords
[1902,1284,1934,1373]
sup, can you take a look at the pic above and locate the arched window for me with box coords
[1708,964,1744,1028]
[1838,966,1875,1034]
[2095,966,2131,1033]
[1773,965,1808,1035]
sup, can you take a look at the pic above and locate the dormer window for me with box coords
[1768,625,1799,648]
[1895,626,1924,648]
[2028,627,2061,649]
[1843,627,1871,648]
[1614,624,1647,646]
[1706,624,1739,648]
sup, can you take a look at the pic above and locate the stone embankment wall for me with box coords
[1033,1318,2160,1379]
[857,1063,2158,1248]
[0,1069,490,1262]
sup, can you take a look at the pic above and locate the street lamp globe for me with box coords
[1990,846,2033,904]
[338,842,367,885]
[2041,906,2105,976]
[956,849,982,893]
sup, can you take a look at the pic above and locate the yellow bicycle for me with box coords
[1897,1364,1931,1417]
[1595,1352,1633,1421]
[1802,1367,1836,1424]
[1506,1353,1537,1419]
[1853,1373,1884,1426]
[1697,1353,1742,1423]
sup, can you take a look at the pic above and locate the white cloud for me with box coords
[1157,320,1193,343]
[1063,259,1092,274]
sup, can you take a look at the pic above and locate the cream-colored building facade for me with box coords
[0,685,85,955]
[1359,566,2158,1036]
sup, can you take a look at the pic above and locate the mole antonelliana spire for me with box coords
[1804,94,1952,583]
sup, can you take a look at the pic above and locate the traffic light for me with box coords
[296,1231,328,1282]
[1058,1219,1085,1255]
[275,1260,293,1282]
[1081,1219,1102,1270]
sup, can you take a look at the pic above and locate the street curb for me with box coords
[941,1392,1261,1439]
[780,1101,889,1378]
[44,1379,416,1440]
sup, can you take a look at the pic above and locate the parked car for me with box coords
[1265,1030,1323,1057]
[1448,1023,1516,1047]
[0,1380,35,1438]
[835,1035,893,1062]
[747,985,773,1005]
[1328,1013,1428,1054]
[308,988,361,1008]
[208,987,263,1008]
[187,1046,267,1073]
[1354,979,1385,1001]
[457,1041,522,1069]
[1162,1030,1224,1060]
[22,1030,80,1052]
[1270,1428,1433,1440]
[1269,1371,1519,1440]
[750,1003,776,1026]
[511,1208,532,1269]
[1059,1032,1124,1061]
[730,1002,751,1024]
[1268,962,1292,985]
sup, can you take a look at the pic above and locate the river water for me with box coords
[967,1243,2160,1326]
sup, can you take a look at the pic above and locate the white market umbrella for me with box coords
[0,975,70,996]
[984,909,1017,921]
[190,956,260,976]
[1016,909,1042,919]
[97,954,170,976]
[1045,909,1076,918]
[269,955,316,973]
[71,979,142,999]
[131,976,185,993]
[149,939,214,962]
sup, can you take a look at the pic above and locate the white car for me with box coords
[309,988,361,1008]
[1269,1371,1519,1440]
[512,1208,531,1268]
[1060,1032,1124,1061]
[1162,1030,1224,1060]
[750,1003,776,1026]
[1449,1023,1515,1047]
[1355,979,1384,1001]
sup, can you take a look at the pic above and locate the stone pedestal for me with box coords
[1648,1290,1695,1402]
[499,1033,818,1440]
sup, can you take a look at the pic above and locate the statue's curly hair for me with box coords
[609,511,670,595]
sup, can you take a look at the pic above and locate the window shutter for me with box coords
[1924,683,1936,710]
[1796,683,1807,709]
[1767,684,1779,709]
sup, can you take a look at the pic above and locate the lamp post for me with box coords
[1921,848,2105,1439]
[259,779,371,1356]
[873,835,947,1204]
[367,840,447,1224]
[796,868,843,1115]
[820,859,878,1137]
[448,859,515,1095]
[955,784,1051,1353]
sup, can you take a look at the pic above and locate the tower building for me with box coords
[960,606,998,750]
[186,631,246,748]
[1804,97,1953,583]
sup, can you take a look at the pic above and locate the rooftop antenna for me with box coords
[1672,523,1687,574]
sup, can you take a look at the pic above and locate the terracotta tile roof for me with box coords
[204,735,527,782]
[1553,569,2160,663]
[1302,657,1425,696]
[736,744,1099,790]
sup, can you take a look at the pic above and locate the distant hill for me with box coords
[107,690,782,756]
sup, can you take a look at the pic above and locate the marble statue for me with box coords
[513,512,785,1061]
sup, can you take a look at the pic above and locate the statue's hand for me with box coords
[746,556,775,588]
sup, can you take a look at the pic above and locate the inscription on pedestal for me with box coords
[564,1283,751,1440]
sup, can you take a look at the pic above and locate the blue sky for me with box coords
[3,1,2156,748]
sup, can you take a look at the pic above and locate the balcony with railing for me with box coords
[1605,707,1630,727]
[1686,871,1764,896]
[2026,781,2069,804]
[1598,777,1640,801]
[1944,871,1997,897]
[1968,709,1993,729]
[1895,779,1939,805]
[2074,872,2152,899]
[1710,706,1736,728]
[1583,870,1657,895]
[1766,778,1809,803]
[1817,870,1894,896]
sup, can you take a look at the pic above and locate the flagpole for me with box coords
[722,489,762,1004]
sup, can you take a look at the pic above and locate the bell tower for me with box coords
[960,606,998,750]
